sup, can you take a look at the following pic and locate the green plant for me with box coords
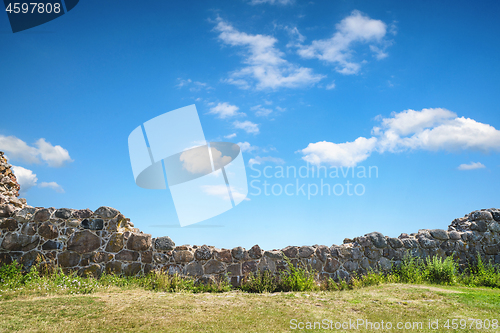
[423,255,457,285]
[240,269,278,293]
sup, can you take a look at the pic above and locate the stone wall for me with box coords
[0,151,499,286]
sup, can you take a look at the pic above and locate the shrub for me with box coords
[423,255,457,285]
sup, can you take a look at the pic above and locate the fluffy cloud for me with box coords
[224,133,237,139]
[296,10,392,74]
[300,108,500,167]
[457,162,486,171]
[214,18,324,90]
[251,105,273,117]
[208,102,244,119]
[301,137,377,167]
[39,181,65,193]
[176,78,212,92]
[326,82,336,90]
[11,165,38,194]
[233,120,259,134]
[180,147,232,174]
[237,142,258,152]
[0,135,72,167]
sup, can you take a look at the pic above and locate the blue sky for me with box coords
[1,0,499,250]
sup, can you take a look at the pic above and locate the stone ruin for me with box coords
[0,151,499,286]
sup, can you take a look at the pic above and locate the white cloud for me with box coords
[180,148,213,174]
[233,120,260,134]
[248,156,285,165]
[180,147,232,174]
[326,81,336,90]
[11,165,38,194]
[251,105,273,117]
[458,162,486,171]
[300,108,500,167]
[296,10,391,75]
[208,102,244,119]
[0,135,72,167]
[214,18,324,90]
[224,133,237,139]
[237,142,258,153]
[301,137,377,167]
[39,181,65,193]
[249,0,293,4]
[176,78,212,92]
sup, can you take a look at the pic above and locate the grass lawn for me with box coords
[1,284,499,332]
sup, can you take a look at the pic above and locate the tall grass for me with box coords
[1,252,500,296]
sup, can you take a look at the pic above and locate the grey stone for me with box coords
[324,258,341,273]
[1,232,39,251]
[492,212,500,222]
[185,261,203,276]
[141,251,152,264]
[402,238,419,248]
[20,251,41,270]
[418,236,437,249]
[315,245,330,262]
[471,221,488,232]
[334,270,350,282]
[67,230,100,254]
[55,208,72,219]
[242,261,257,274]
[449,231,461,240]
[484,244,500,255]
[298,246,315,258]
[227,263,242,276]
[488,222,500,233]
[248,245,263,259]
[173,250,194,263]
[115,250,140,261]
[387,237,403,248]
[94,206,119,219]
[470,211,493,221]
[364,248,382,260]
[204,259,225,274]
[195,245,212,260]
[366,232,387,248]
[379,257,392,271]
[127,233,151,251]
[13,207,35,222]
[305,257,323,272]
[213,248,232,262]
[430,229,449,240]
[38,222,58,239]
[105,261,122,275]
[155,236,175,251]
[58,252,80,267]
[123,263,141,276]
[0,218,18,231]
[0,204,15,217]
[72,209,93,219]
[282,246,298,258]
[105,233,124,253]
[33,208,52,222]
[264,250,283,259]
[343,261,358,272]
[231,246,245,260]
[81,218,104,230]
[42,240,62,250]
[153,253,169,264]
